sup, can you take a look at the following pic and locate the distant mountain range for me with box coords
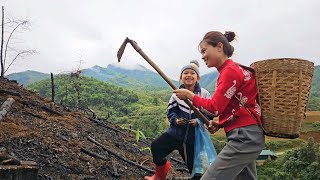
[6,64,320,101]
[199,71,218,92]
[6,63,219,91]
[81,64,180,90]
[6,70,50,86]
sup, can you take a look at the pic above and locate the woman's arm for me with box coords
[174,68,241,116]
[193,68,241,116]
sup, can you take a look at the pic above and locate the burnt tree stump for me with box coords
[0,98,15,121]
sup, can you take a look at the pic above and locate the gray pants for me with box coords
[201,125,265,180]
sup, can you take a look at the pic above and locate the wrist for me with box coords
[189,93,195,101]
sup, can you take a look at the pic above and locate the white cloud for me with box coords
[2,0,320,80]
[110,62,147,71]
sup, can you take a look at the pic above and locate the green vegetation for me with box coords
[210,136,225,154]
[308,65,320,111]
[135,129,146,143]
[27,74,170,138]
[28,75,138,116]
[140,147,152,154]
[7,70,50,86]
[301,121,320,132]
[258,137,320,180]
[265,139,304,152]
[312,121,320,129]
[199,71,218,92]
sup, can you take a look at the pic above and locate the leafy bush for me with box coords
[210,136,225,154]
[258,137,320,180]
[312,121,320,130]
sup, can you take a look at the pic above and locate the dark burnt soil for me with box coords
[0,78,190,180]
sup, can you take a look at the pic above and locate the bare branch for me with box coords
[3,20,28,65]
[1,7,33,78]
[4,50,36,74]
[0,21,12,27]
[1,6,4,78]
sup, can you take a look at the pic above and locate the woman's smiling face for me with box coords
[200,41,224,68]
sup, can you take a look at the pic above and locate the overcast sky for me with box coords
[2,0,320,80]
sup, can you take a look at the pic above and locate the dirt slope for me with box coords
[0,78,189,180]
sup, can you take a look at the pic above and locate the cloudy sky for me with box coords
[2,0,320,80]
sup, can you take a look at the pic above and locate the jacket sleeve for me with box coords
[193,68,241,116]
[167,94,179,126]
[199,89,214,120]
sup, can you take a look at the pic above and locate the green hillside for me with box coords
[7,70,50,86]
[27,75,170,137]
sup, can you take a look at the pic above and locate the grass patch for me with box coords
[265,138,304,152]
[301,122,320,132]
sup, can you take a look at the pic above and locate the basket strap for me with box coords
[229,63,266,134]
[234,95,266,134]
[236,64,262,105]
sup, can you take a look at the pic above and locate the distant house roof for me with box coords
[260,150,276,156]
[257,150,277,161]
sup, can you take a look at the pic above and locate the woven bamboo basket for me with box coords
[250,58,314,138]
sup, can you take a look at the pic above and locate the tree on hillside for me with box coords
[0,6,36,78]
[308,66,320,110]
[258,137,320,180]
[281,137,320,179]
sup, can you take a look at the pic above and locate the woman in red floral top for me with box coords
[174,31,265,180]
